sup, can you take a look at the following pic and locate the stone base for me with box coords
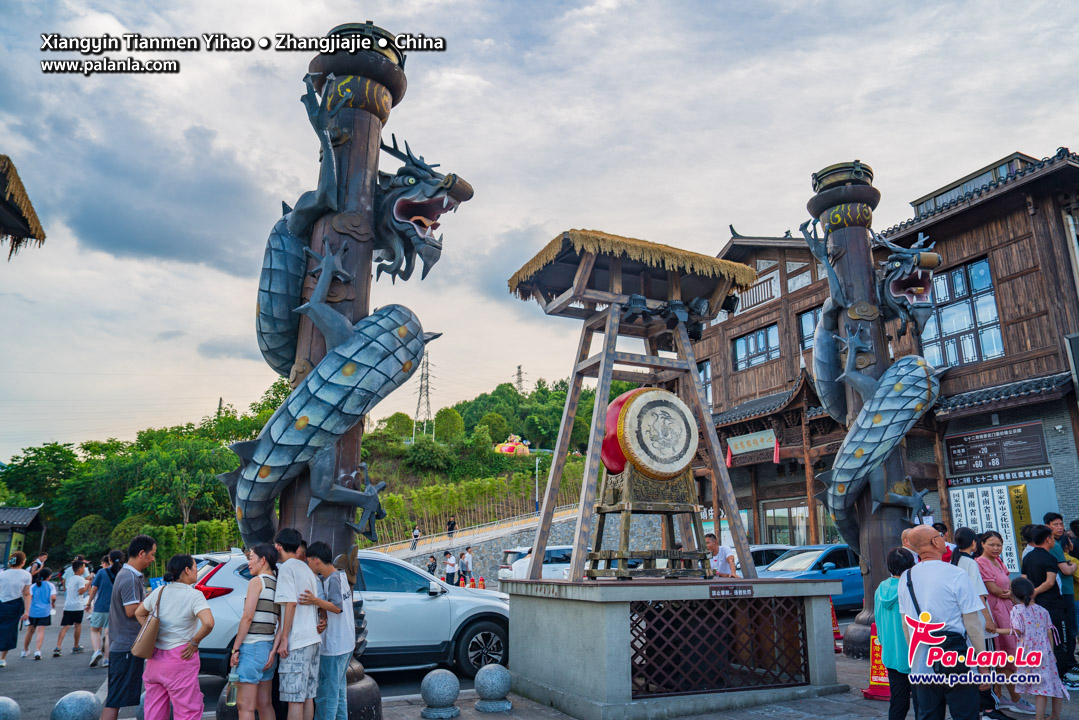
[843,610,873,660]
[475,699,513,713]
[513,673,849,720]
[420,707,461,719]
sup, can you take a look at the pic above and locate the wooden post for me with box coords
[673,324,756,578]
[933,425,951,530]
[526,324,594,579]
[567,305,620,582]
[802,398,820,544]
[750,465,760,542]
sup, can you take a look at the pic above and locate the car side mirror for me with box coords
[429,581,443,596]
[821,562,836,573]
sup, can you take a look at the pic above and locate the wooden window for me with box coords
[921,258,1003,368]
[798,307,822,351]
[697,360,712,408]
[732,323,780,371]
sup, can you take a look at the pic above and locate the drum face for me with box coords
[618,389,698,480]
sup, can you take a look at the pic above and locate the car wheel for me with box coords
[455,621,507,678]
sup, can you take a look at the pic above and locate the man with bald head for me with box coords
[901,527,920,563]
[898,524,985,720]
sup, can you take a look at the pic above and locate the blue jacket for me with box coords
[874,576,910,673]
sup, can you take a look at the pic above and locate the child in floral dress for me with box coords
[1011,577,1068,720]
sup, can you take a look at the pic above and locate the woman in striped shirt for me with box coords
[231,544,280,720]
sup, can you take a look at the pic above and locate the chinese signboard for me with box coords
[947,467,1052,487]
[726,429,776,455]
[949,483,1029,572]
[945,422,1049,476]
[710,585,753,598]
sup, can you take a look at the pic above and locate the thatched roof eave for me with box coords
[0,154,46,260]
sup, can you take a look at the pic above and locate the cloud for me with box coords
[156,330,185,341]
[197,336,262,362]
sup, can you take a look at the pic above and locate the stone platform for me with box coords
[502,577,844,720]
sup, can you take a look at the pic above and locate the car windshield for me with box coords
[766,548,824,572]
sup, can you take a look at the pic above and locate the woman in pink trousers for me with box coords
[136,555,214,720]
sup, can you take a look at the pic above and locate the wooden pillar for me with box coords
[933,424,951,530]
[567,306,621,581]
[750,465,760,542]
[802,399,820,544]
[527,324,594,579]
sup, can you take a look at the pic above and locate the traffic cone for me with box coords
[862,622,890,701]
[478,577,486,590]
[830,598,842,653]
[469,577,476,588]
[440,576,445,582]
[459,575,466,587]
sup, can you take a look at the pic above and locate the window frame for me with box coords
[920,257,1003,369]
[358,559,430,594]
[732,323,781,371]
[798,307,822,351]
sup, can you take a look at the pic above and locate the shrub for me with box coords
[109,514,150,552]
[404,435,454,474]
[66,514,112,559]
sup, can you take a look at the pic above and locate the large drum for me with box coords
[600,388,699,480]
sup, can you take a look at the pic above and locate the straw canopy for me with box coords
[0,155,46,260]
[508,229,757,302]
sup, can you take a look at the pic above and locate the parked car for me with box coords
[497,547,530,583]
[509,545,576,580]
[736,544,793,574]
[755,544,863,610]
[193,549,509,678]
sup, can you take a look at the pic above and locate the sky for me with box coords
[1,0,1077,462]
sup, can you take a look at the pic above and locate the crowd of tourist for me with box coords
[872,513,1079,720]
[0,527,358,720]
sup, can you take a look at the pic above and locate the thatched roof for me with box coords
[0,155,46,260]
[508,229,757,301]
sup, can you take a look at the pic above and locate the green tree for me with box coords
[433,407,465,441]
[378,412,414,439]
[123,436,234,530]
[2,442,81,510]
[66,514,112,559]
[404,435,454,474]
[478,412,511,444]
[0,479,30,508]
[110,514,151,551]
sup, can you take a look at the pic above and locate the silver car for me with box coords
[193,549,509,678]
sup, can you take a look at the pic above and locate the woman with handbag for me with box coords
[134,555,214,720]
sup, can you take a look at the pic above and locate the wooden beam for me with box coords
[577,351,690,375]
[750,465,760,542]
[609,256,622,294]
[933,428,951,532]
[802,399,820,544]
[707,276,734,320]
[667,271,682,301]
[567,306,621,581]
[527,323,594,579]
[673,324,757,578]
[546,252,597,315]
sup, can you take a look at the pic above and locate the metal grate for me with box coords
[629,597,809,698]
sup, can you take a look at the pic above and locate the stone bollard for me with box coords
[420,668,460,719]
[474,664,512,713]
[50,691,101,720]
[0,697,20,720]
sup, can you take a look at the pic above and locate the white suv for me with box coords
[193,549,509,678]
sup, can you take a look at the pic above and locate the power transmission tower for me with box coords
[413,351,433,441]
[515,365,525,394]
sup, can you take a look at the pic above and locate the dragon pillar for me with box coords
[804,162,942,658]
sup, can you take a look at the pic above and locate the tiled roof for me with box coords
[713,389,793,425]
[880,147,1079,238]
[0,506,42,529]
[936,372,1073,416]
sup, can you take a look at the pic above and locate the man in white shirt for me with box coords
[705,533,735,578]
[897,525,985,720]
[55,559,88,655]
[443,551,458,585]
[463,547,474,584]
[302,541,355,720]
[274,528,322,720]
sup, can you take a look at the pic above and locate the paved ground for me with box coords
[7,617,1079,719]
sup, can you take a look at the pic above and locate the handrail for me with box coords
[368,504,578,554]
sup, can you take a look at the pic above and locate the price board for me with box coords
[945,422,1048,476]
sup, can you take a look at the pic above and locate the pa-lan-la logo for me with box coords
[904,611,1042,669]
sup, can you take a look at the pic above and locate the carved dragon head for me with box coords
[875,231,941,338]
[373,135,474,282]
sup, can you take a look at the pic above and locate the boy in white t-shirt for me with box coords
[273,528,322,719]
[302,541,355,720]
[55,559,88,656]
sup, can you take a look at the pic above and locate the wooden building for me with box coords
[694,148,1079,550]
